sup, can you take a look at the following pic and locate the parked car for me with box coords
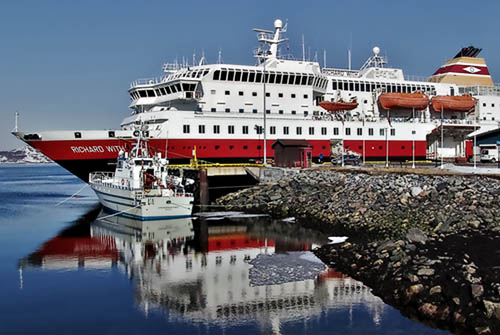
[331,154,361,166]
[480,148,498,163]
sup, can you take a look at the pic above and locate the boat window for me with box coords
[160,87,167,95]
[278,93,283,98]
[304,94,308,99]
[380,128,385,136]
[241,71,248,82]
[269,72,275,83]
[175,83,182,92]
[357,128,362,135]
[227,70,234,81]
[139,90,147,98]
[333,127,339,135]
[199,125,205,133]
[108,131,115,138]
[355,82,360,91]
[170,85,177,93]
[391,129,396,136]
[147,90,155,97]
[283,126,289,135]
[266,109,270,114]
[183,125,190,133]
[391,85,396,92]
[270,126,276,135]
[182,83,190,91]
[228,125,235,134]
[291,110,296,114]
[349,82,354,91]
[296,126,302,135]
[74,132,81,138]
[279,110,284,114]
[288,74,295,84]
[301,75,307,85]
[213,125,220,134]
[249,71,255,82]
[252,92,257,97]
[129,93,135,100]
[235,70,241,81]
[155,89,161,96]
[402,85,407,93]
[225,90,230,95]
[276,73,282,84]
[255,72,262,82]
[165,86,172,94]
[211,108,216,112]
[369,128,374,136]
[295,75,301,85]
[321,127,327,135]
[252,109,257,113]
[308,75,314,85]
[239,91,244,96]
[242,125,248,134]
[225,108,230,113]
[282,73,289,84]
[220,70,227,80]
[239,108,244,113]
[450,87,455,96]
[304,111,309,116]
[345,128,351,135]
[332,80,337,90]
[376,83,381,89]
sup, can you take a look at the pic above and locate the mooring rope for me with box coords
[55,183,90,207]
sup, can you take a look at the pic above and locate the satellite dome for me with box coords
[373,46,380,55]
[274,19,283,29]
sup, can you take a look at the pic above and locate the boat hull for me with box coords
[90,183,193,220]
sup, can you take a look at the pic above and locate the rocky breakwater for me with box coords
[314,227,500,334]
[216,169,500,333]
[216,169,500,240]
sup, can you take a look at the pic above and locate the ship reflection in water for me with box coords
[19,211,386,332]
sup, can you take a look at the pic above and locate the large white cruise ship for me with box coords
[13,19,500,181]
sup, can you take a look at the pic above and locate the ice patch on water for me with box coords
[282,217,295,222]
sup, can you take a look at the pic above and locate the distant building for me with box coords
[272,139,312,168]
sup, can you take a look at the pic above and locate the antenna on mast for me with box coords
[302,34,305,61]
[217,48,223,64]
[13,111,19,132]
[323,50,327,68]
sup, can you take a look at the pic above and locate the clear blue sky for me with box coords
[1,0,500,150]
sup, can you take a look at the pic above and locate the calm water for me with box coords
[0,165,448,335]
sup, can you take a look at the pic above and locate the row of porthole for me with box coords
[166,145,329,151]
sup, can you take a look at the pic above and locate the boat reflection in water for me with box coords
[19,210,386,330]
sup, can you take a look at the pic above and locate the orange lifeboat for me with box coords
[431,94,477,112]
[378,92,429,110]
[319,98,358,112]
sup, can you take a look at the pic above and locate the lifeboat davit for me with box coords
[319,98,358,112]
[378,92,429,110]
[431,94,477,112]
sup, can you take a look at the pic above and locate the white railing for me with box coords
[89,171,114,183]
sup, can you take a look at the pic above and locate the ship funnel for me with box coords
[428,46,493,86]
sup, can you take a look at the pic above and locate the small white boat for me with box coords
[89,135,194,220]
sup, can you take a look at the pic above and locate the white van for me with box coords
[480,147,498,163]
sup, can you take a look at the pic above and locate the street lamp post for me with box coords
[263,59,267,165]
[412,107,415,169]
[440,106,444,169]
[385,127,389,168]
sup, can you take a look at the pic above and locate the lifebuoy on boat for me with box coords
[133,130,140,137]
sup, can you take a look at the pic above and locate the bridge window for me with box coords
[220,70,227,80]
[213,70,220,80]
[175,83,181,92]
[227,70,234,81]
[301,76,307,85]
[138,90,147,98]
[308,75,314,85]
[241,71,248,82]
[355,82,360,91]
[235,70,241,81]
[282,74,289,83]
[276,73,282,83]
[249,72,255,82]
[332,81,337,90]
[288,74,295,84]
[165,86,172,94]
[268,73,275,83]
[295,75,301,85]
[255,72,262,82]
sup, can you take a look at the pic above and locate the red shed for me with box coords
[272,139,312,168]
